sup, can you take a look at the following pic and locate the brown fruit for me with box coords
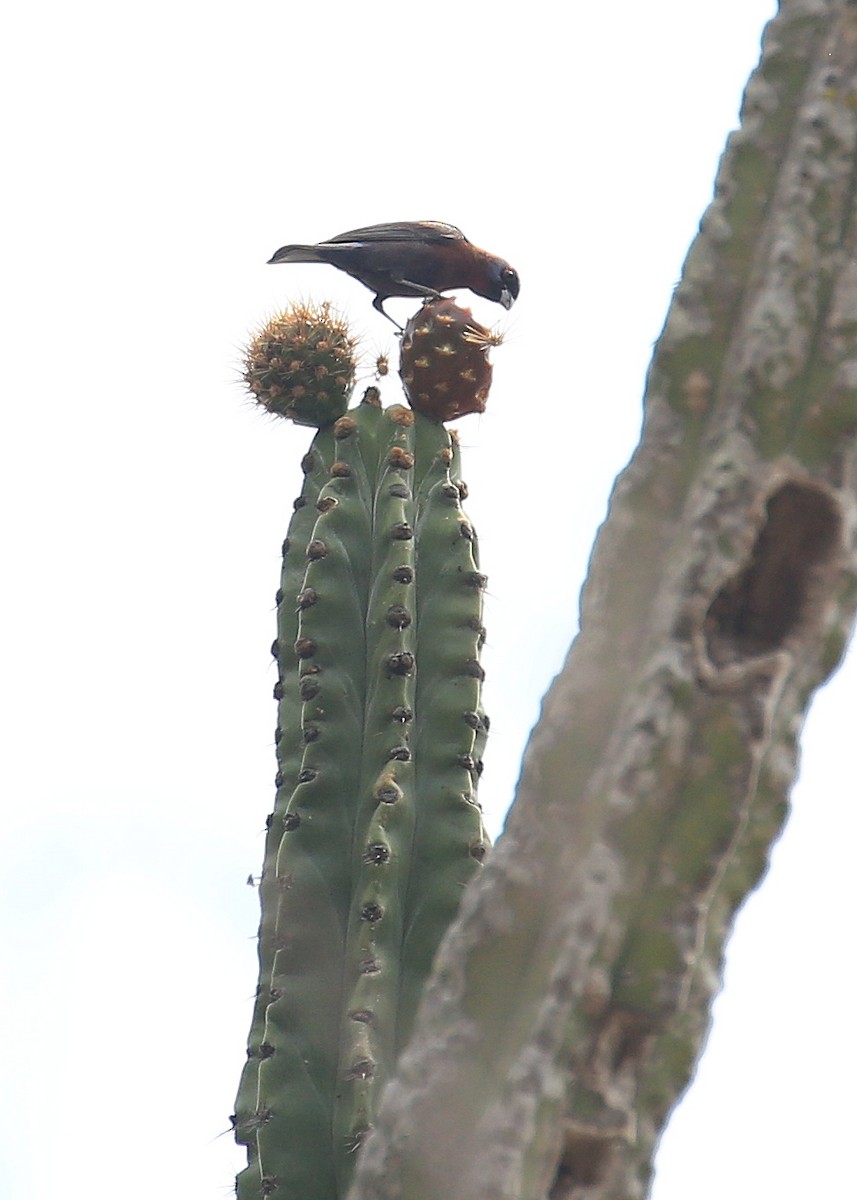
[399,298,498,422]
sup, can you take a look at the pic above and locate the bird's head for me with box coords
[467,246,520,310]
[498,264,520,310]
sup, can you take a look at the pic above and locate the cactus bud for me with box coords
[245,301,358,426]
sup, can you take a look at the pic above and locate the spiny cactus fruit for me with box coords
[235,389,490,1200]
[399,297,500,422]
[244,301,358,427]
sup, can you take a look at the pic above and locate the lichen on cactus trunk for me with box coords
[235,389,490,1200]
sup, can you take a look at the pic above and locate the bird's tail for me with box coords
[267,244,326,265]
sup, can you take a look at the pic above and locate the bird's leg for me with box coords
[400,281,443,302]
[373,296,404,330]
[373,285,445,331]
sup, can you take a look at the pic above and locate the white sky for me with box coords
[2,2,854,1197]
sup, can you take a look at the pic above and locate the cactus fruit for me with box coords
[399,297,500,421]
[244,301,358,427]
[235,388,490,1199]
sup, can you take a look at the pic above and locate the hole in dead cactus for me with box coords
[705,482,841,664]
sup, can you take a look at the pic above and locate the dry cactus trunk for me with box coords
[347,3,857,1197]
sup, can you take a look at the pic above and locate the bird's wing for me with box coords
[322,221,466,246]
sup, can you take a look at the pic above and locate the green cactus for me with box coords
[235,348,493,1198]
[232,430,336,1182]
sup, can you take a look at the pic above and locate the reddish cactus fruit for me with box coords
[399,298,499,422]
[244,301,358,427]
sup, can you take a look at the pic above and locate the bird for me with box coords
[267,221,519,325]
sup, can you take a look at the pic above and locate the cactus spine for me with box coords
[235,387,490,1199]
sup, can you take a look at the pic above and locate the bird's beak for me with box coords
[499,288,515,310]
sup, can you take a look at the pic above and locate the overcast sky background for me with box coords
[2,2,855,1197]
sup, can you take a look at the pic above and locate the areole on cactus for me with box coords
[235,297,501,1198]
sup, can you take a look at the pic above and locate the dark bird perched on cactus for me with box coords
[268,221,520,324]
